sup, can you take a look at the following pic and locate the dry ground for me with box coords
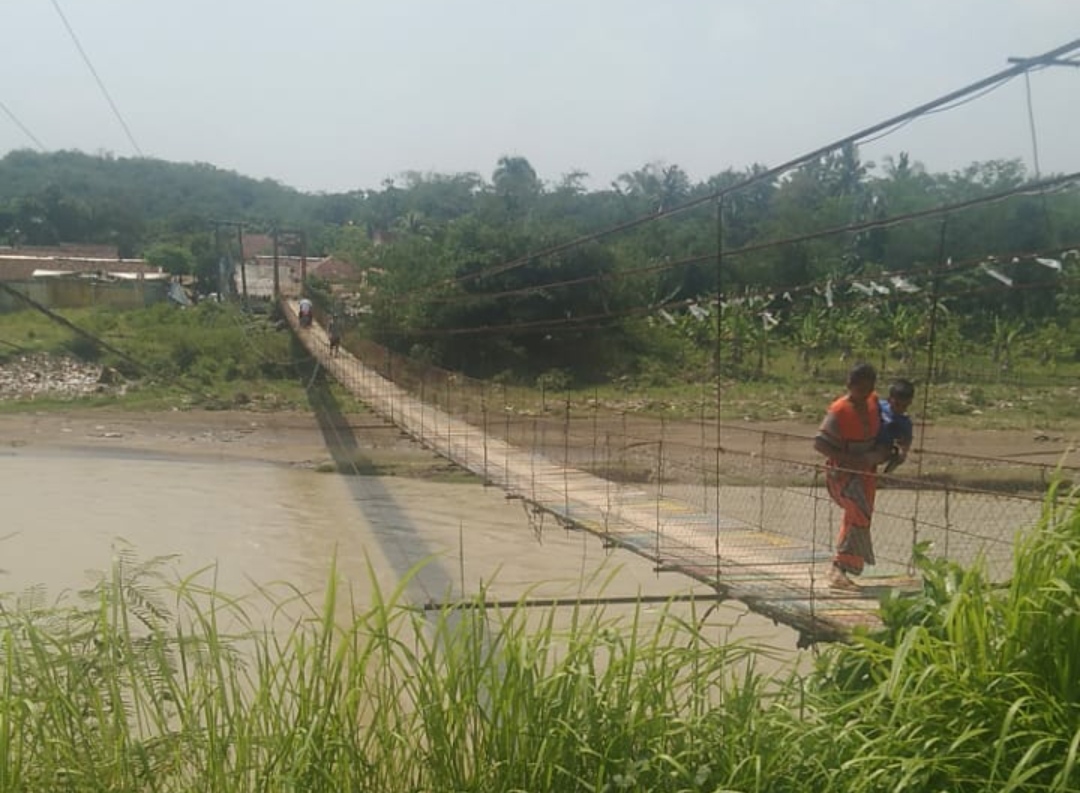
[2,407,1076,478]
[0,408,428,472]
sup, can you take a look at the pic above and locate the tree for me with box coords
[144,242,193,276]
[614,162,690,214]
[398,171,484,222]
[492,156,540,217]
[394,211,431,237]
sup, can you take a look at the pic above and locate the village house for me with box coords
[0,244,170,311]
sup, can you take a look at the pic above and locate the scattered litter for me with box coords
[0,354,117,401]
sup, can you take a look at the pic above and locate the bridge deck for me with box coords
[286,301,917,642]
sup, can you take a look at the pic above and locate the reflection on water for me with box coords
[0,446,806,663]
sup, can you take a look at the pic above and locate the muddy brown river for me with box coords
[1,442,808,671]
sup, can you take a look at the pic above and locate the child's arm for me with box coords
[897,417,914,460]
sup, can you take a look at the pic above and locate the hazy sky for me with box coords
[1,1,1077,194]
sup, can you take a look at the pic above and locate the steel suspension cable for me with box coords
[399,38,1080,299]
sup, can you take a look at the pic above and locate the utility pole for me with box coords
[210,220,247,303]
[1006,46,1079,214]
[211,221,224,298]
[210,222,247,306]
[271,227,307,300]
[271,226,280,300]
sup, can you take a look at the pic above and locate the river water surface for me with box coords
[1,445,805,665]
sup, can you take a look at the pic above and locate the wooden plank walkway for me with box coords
[285,301,917,642]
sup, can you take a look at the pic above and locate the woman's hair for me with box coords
[847,361,877,387]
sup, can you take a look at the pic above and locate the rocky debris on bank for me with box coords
[0,354,123,401]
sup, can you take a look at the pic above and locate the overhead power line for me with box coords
[49,0,144,157]
[375,267,1080,341]
[1022,72,1043,180]
[365,170,1079,341]
[716,240,1078,309]
[0,98,46,150]
[411,37,1080,299]
[859,76,1019,146]
[384,171,1079,311]
[0,282,170,382]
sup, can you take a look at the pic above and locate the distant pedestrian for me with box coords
[814,362,881,591]
[298,297,313,328]
[328,316,341,356]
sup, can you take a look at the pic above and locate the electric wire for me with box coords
[696,238,1078,312]
[1023,71,1043,179]
[376,171,1079,315]
[384,176,1078,314]
[48,0,144,157]
[374,219,1080,340]
[373,264,1078,341]
[921,73,1020,117]
[0,281,203,395]
[369,248,1075,341]
[402,38,1080,299]
[858,74,1018,146]
[396,229,1075,322]
[359,174,1079,345]
[0,98,46,151]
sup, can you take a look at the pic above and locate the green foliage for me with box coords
[0,150,308,234]
[143,242,193,276]
[303,275,334,314]
[810,492,1080,792]
[61,332,102,362]
[0,303,308,408]
[2,495,1078,791]
[5,147,1080,387]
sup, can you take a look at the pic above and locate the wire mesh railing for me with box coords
[334,332,1065,585]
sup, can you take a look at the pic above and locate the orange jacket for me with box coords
[818,393,880,459]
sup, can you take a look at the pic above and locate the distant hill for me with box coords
[0,149,339,252]
[0,148,314,219]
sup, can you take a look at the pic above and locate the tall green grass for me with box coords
[2,490,1078,791]
[0,554,790,792]
[811,483,1080,792]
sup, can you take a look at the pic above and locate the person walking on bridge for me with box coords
[814,362,881,591]
[327,316,342,356]
[298,297,313,328]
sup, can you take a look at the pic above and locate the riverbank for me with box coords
[3,404,1077,481]
[3,343,1079,477]
[0,406,471,479]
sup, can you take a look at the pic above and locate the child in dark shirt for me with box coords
[877,379,915,473]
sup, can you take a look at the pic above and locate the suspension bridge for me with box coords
[283,299,957,643]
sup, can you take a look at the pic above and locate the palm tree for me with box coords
[615,162,689,213]
[393,211,431,237]
[492,156,540,216]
